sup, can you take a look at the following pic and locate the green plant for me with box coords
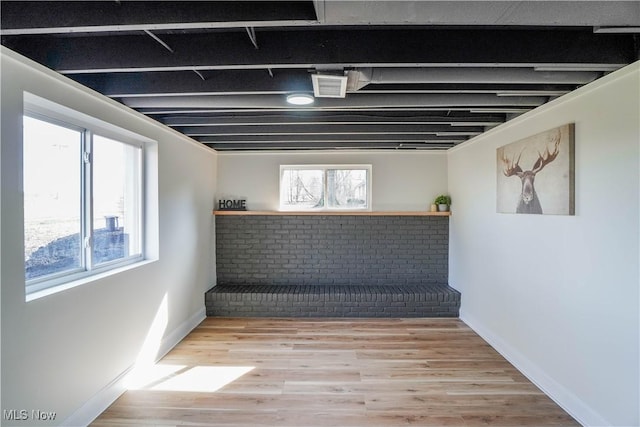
[434,194,451,205]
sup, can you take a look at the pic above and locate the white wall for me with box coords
[1,48,217,425]
[448,63,639,426]
[217,151,448,211]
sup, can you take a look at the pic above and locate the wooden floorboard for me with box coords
[91,318,579,426]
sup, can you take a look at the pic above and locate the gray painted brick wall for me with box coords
[215,215,449,285]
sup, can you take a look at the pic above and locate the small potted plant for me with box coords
[434,194,451,212]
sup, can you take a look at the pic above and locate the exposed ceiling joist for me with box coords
[71,71,578,98]
[200,133,470,143]
[176,124,484,136]
[0,1,317,34]
[207,142,456,151]
[163,114,504,127]
[136,108,534,115]
[4,29,633,74]
[122,93,547,109]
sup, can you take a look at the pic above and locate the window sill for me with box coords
[213,210,451,216]
[25,259,156,302]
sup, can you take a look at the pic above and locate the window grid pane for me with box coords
[92,135,143,266]
[326,169,368,209]
[280,169,324,209]
[23,117,83,280]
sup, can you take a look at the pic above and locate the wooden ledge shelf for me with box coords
[213,210,450,216]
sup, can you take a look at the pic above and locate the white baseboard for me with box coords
[62,307,206,427]
[460,309,610,427]
[155,307,206,361]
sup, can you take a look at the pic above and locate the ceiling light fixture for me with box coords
[286,93,314,105]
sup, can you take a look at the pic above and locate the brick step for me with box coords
[205,284,460,318]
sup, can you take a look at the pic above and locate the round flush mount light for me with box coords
[286,93,314,105]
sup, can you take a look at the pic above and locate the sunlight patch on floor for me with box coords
[127,364,255,393]
[150,365,255,393]
[126,363,186,390]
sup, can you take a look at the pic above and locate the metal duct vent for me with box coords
[312,74,348,98]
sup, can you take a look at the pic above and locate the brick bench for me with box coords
[205,284,460,318]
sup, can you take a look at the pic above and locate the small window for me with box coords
[280,165,371,211]
[23,99,147,296]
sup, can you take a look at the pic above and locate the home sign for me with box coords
[218,199,247,211]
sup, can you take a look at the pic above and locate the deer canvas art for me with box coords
[497,124,575,215]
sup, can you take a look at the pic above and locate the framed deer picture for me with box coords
[497,124,575,215]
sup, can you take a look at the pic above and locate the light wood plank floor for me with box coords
[92,318,579,426]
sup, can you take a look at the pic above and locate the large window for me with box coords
[280,165,371,211]
[23,101,145,295]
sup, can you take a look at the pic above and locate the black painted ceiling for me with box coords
[2,1,638,151]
